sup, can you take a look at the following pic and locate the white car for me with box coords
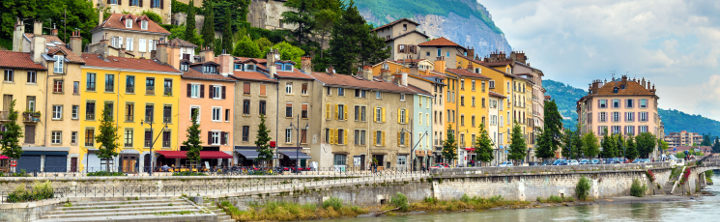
[498,161,513,167]
[568,160,580,165]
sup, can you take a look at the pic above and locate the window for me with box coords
[375,130,384,146]
[84,128,95,147]
[399,131,406,145]
[141,20,148,30]
[259,100,266,115]
[104,102,114,120]
[73,81,80,94]
[400,93,405,101]
[164,79,173,96]
[285,128,292,143]
[212,107,221,121]
[284,103,293,117]
[180,63,188,72]
[285,82,293,94]
[259,84,266,96]
[126,76,135,93]
[626,99,634,108]
[209,85,223,99]
[337,87,346,96]
[86,73,96,91]
[625,112,635,122]
[612,126,621,135]
[126,37,133,51]
[208,131,220,145]
[612,99,620,108]
[489,80,495,89]
[242,100,250,115]
[71,105,79,120]
[599,99,607,108]
[125,19,132,28]
[640,99,648,108]
[399,109,407,124]
[162,130,171,148]
[302,103,308,118]
[242,126,250,142]
[337,129,345,145]
[354,106,366,122]
[354,130,366,145]
[482,98,486,108]
[301,83,308,95]
[26,71,37,83]
[639,126,649,133]
[243,82,250,95]
[189,84,201,98]
[163,105,171,123]
[225,109,230,121]
[375,107,383,122]
[460,96,465,106]
[376,91,382,99]
[142,129,152,148]
[300,128,308,144]
[639,112,649,122]
[86,101,95,120]
[109,0,118,4]
[52,105,62,120]
[125,103,134,122]
[598,126,608,135]
[334,154,347,166]
[471,97,476,107]
[51,131,62,144]
[460,115,465,126]
[190,106,200,123]
[437,48,441,57]
[471,80,476,91]
[53,80,63,93]
[625,126,635,136]
[471,116,476,127]
[337,104,345,120]
[71,131,77,144]
[599,112,607,122]
[145,77,155,95]
[124,129,133,147]
[355,89,366,98]
[460,79,465,90]
[105,74,114,92]
[144,104,154,122]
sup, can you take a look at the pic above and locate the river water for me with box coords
[330,175,720,222]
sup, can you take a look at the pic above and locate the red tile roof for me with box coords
[372,18,419,32]
[418,37,463,48]
[593,79,656,96]
[310,72,416,94]
[0,50,46,70]
[276,71,314,80]
[47,45,85,63]
[95,14,170,35]
[232,71,276,83]
[24,33,63,45]
[81,53,179,73]
[168,38,197,48]
[182,69,235,82]
[446,68,490,80]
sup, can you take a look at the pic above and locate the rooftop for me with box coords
[0,50,46,70]
[311,72,416,94]
[418,37,463,49]
[371,18,420,32]
[94,13,170,35]
[81,53,179,73]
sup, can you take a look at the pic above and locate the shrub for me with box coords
[87,171,125,176]
[460,194,471,203]
[575,176,591,201]
[706,170,714,183]
[390,192,409,211]
[670,167,681,179]
[7,181,54,203]
[645,170,656,182]
[630,179,647,197]
[172,171,207,176]
[547,195,564,203]
[423,197,437,204]
[322,197,343,210]
[680,168,691,185]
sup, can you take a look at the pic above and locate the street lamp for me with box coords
[409,131,428,171]
[289,114,308,169]
[141,118,168,176]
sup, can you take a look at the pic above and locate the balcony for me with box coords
[22,111,41,124]
[0,111,8,121]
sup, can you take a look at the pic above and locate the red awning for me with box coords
[155,151,233,159]
[464,148,476,152]
[0,155,8,160]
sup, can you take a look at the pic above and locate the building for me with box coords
[445,68,491,165]
[89,13,170,59]
[488,91,506,165]
[371,18,430,61]
[664,131,704,148]
[577,76,663,157]
[79,53,181,173]
[161,38,198,70]
[91,0,172,24]
[418,37,467,70]
[407,81,433,170]
[309,67,416,170]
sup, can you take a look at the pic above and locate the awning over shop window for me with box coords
[235,147,259,159]
[155,151,233,159]
[278,150,311,159]
[0,155,8,160]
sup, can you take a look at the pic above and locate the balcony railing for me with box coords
[0,111,9,121]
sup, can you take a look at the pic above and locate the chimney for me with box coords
[301,56,312,73]
[510,51,527,64]
[51,27,58,36]
[266,49,278,75]
[32,35,46,63]
[12,18,24,52]
[400,73,408,86]
[466,48,474,59]
[362,65,372,80]
[200,47,214,62]
[621,75,628,84]
[33,20,42,35]
[155,40,169,64]
[69,30,82,55]
[217,53,233,76]
[326,66,334,75]
[433,56,446,73]
[98,9,104,26]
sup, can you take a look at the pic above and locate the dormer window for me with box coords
[275,62,293,71]
[141,20,148,30]
[53,55,64,73]
[180,63,189,72]
[202,65,217,73]
[283,64,293,71]
[125,19,133,29]
[234,63,242,71]
[245,64,255,71]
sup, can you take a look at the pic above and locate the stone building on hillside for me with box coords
[91,0,172,24]
[89,14,170,59]
[371,18,430,61]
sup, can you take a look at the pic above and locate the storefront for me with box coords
[234,147,259,167]
[118,149,140,173]
[155,150,233,169]
[17,147,69,172]
[277,147,311,168]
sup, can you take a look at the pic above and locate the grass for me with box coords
[7,181,54,203]
[153,210,195,216]
[537,195,575,203]
[219,199,367,221]
[412,195,528,213]
[87,171,125,176]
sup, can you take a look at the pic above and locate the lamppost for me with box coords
[141,118,168,176]
[289,114,308,169]
[409,131,428,171]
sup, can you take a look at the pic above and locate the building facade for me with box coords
[92,0,172,24]
[90,14,170,59]
[664,131,703,148]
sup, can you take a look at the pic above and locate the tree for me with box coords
[201,1,215,50]
[543,100,563,145]
[254,37,273,54]
[0,100,23,170]
[281,0,315,48]
[268,41,306,67]
[95,104,119,172]
[473,123,494,165]
[581,133,599,158]
[441,125,457,164]
[614,134,625,158]
[701,134,712,146]
[255,115,273,167]
[184,0,197,42]
[142,11,163,24]
[183,109,202,168]
[712,138,720,153]
[535,129,555,161]
[358,23,390,66]
[508,124,527,164]
[600,133,616,158]
[328,1,388,74]
[233,35,262,58]
[625,135,638,160]
[220,7,233,54]
[635,132,657,158]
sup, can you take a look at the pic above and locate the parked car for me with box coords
[430,163,450,169]
[552,159,567,165]
[579,159,590,165]
[568,160,580,165]
[591,159,602,164]
[498,161,513,167]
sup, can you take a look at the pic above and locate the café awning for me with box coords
[278,150,311,159]
[155,151,233,159]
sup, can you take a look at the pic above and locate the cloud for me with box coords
[483,0,720,120]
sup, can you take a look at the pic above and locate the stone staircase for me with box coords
[35,197,217,222]
[203,201,234,222]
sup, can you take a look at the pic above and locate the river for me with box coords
[328,175,720,222]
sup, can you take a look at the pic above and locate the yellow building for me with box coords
[445,68,490,165]
[79,53,181,173]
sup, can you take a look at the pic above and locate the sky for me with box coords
[482,0,720,120]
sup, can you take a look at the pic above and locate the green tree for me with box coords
[0,100,23,166]
[255,115,273,167]
[95,104,119,172]
[142,11,163,24]
[233,35,262,58]
[543,100,563,145]
[508,124,527,164]
[600,133,616,158]
[635,132,657,158]
[581,133,600,158]
[701,134,712,146]
[314,7,340,56]
[658,139,669,151]
[254,37,273,54]
[183,109,202,168]
[268,41,306,67]
[473,123,494,165]
[441,125,457,164]
[712,138,720,153]
[184,0,197,42]
[281,0,315,48]
[328,1,388,74]
[201,1,215,50]
[614,134,625,158]
[220,7,234,54]
[535,129,555,161]
[625,135,638,160]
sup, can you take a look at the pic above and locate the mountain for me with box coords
[543,79,720,135]
[356,0,512,58]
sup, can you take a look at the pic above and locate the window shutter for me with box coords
[397,132,401,146]
[373,108,377,123]
[381,131,386,146]
[160,0,164,9]
[334,105,339,120]
[344,130,348,145]
[221,132,227,145]
[381,108,386,122]
[207,131,212,144]
[139,0,143,7]
[331,129,337,144]
[118,0,122,5]
[200,85,204,98]
[221,86,226,99]
[209,86,215,98]
[186,84,191,97]
[343,107,348,121]
[397,109,401,124]
[371,131,375,146]
[405,132,410,146]
[405,110,409,124]
[325,104,330,120]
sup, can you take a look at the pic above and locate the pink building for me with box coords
[177,56,236,167]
